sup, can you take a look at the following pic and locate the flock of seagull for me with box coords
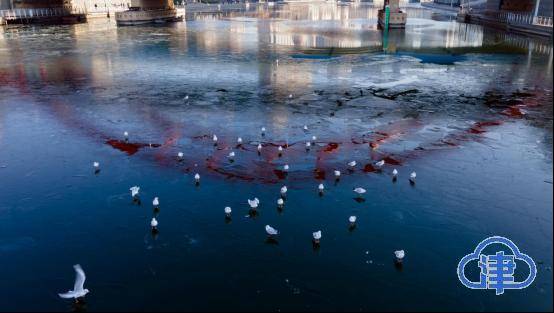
[61,126,417,303]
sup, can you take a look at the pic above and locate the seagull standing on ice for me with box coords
[228,151,235,161]
[392,169,398,181]
[283,164,289,172]
[312,230,322,244]
[266,225,279,237]
[311,135,317,143]
[348,161,357,171]
[334,170,341,181]
[248,198,260,210]
[280,186,288,197]
[93,162,100,174]
[58,264,89,302]
[150,217,158,231]
[349,216,357,229]
[375,160,385,168]
[224,206,232,218]
[177,152,184,160]
[212,134,218,146]
[409,172,416,184]
[394,250,405,263]
[152,197,159,209]
[277,198,284,208]
[257,144,263,154]
[130,186,140,198]
[194,173,200,185]
[303,125,308,131]
[261,127,266,136]
[318,183,324,195]
[278,146,283,156]
[306,142,311,151]
[123,131,129,142]
[237,137,243,145]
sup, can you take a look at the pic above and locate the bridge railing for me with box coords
[491,11,553,28]
[0,7,87,20]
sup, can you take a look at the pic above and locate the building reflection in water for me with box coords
[0,2,552,100]
[0,2,552,177]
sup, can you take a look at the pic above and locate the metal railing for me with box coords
[0,7,87,20]
[492,11,553,28]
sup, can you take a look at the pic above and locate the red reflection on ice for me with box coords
[314,168,326,180]
[363,164,376,172]
[106,140,161,155]
[501,106,525,118]
[323,142,340,153]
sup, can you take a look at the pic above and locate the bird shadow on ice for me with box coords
[70,299,87,312]
[265,237,279,245]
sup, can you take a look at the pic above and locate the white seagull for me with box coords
[410,171,417,184]
[150,217,158,229]
[123,131,129,140]
[375,160,385,168]
[266,225,279,236]
[277,198,284,208]
[318,183,324,193]
[58,264,89,301]
[152,197,159,208]
[224,206,232,217]
[280,186,288,196]
[394,250,405,261]
[261,127,266,136]
[334,170,341,179]
[194,173,200,183]
[130,186,140,198]
[306,142,311,150]
[392,169,398,177]
[237,137,243,144]
[349,216,357,224]
[228,151,235,160]
[278,146,284,154]
[93,162,99,170]
[353,187,366,195]
[348,161,357,168]
[312,230,322,243]
[212,134,218,144]
[312,135,317,142]
[257,144,263,153]
[283,164,289,172]
[248,198,260,209]
[303,125,308,131]
[177,152,184,159]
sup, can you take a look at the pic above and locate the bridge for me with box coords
[0,0,140,24]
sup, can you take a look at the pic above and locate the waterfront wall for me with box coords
[1,0,64,9]
[70,0,130,14]
[1,0,174,13]
[486,0,552,17]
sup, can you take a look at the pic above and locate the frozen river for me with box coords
[0,3,552,311]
